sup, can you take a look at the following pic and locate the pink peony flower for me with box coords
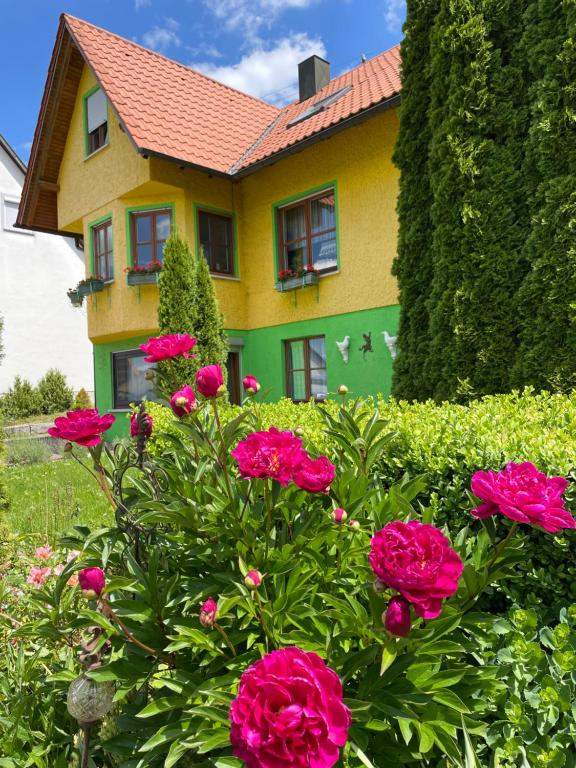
[196,364,226,398]
[244,570,262,589]
[130,412,153,438]
[170,384,197,417]
[369,520,463,619]
[35,545,53,560]
[471,461,576,534]
[78,567,106,597]
[242,375,261,395]
[293,454,336,494]
[384,596,412,637]
[140,333,197,363]
[332,508,347,524]
[66,550,80,563]
[231,427,306,486]
[48,409,115,447]
[53,564,65,577]
[200,597,218,628]
[229,647,351,768]
[27,566,52,586]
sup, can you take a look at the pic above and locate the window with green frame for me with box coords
[284,336,327,402]
[277,189,337,274]
[92,219,113,281]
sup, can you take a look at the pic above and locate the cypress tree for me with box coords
[424,0,529,401]
[513,0,576,390]
[193,248,229,372]
[157,232,197,392]
[391,0,439,401]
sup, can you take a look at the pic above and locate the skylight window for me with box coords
[288,85,353,127]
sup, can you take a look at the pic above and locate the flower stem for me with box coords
[253,589,275,650]
[486,521,519,573]
[100,600,173,664]
[210,401,234,499]
[214,623,237,657]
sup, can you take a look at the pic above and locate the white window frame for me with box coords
[1,194,34,234]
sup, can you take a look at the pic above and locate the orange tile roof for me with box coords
[64,15,400,176]
[64,14,280,174]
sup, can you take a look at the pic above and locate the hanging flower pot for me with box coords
[67,288,83,307]
[77,276,105,297]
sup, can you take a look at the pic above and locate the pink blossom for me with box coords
[78,567,106,597]
[200,597,218,628]
[196,364,225,398]
[242,375,261,395]
[35,545,53,560]
[332,508,347,524]
[293,454,335,494]
[170,384,197,417]
[471,461,576,534]
[27,566,52,586]
[53,564,65,577]
[67,574,79,588]
[66,550,81,563]
[230,647,351,768]
[384,596,412,637]
[231,427,305,486]
[130,412,153,438]
[48,409,115,447]
[140,333,197,363]
[245,570,262,589]
[369,520,463,619]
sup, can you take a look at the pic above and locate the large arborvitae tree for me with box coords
[391,0,439,401]
[157,232,197,391]
[193,248,229,372]
[513,0,576,390]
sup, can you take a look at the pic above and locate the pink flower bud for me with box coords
[196,365,225,399]
[130,412,153,438]
[338,384,348,395]
[332,508,347,524]
[244,570,262,589]
[200,597,218,628]
[294,426,305,437]
[78,567,106,598]
[349,519,360,531]
[242,375,261,395]
[170,385,197,417]
[383,596,412,637]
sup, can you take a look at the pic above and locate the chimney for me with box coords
[298,55,330,102]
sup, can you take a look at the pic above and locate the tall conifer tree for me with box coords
[193,250,229,373]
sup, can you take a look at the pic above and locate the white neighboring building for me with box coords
[0,133,92,395]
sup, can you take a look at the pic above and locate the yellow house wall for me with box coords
[57,65,151,234]
[57,69,399,342]
[238,107,400,329]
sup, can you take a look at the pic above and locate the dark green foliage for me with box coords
[513,1,576,390]
[157,231,197,392]
[0,376,41,420]
[72,387,93,410]
[193,248,229,371]
[392,0,439,400]
[37,369,73,414]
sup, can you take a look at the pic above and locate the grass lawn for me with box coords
[2,457,112,544]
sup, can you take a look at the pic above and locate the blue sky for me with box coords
[1,0,406,163]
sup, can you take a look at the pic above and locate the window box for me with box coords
[275,270,319,293]
[126,271,160,286]
[77,277,105,297]
[67,288,83,307]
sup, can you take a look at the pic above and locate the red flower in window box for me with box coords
[125,260,163,275]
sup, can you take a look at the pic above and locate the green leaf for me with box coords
[461,715,481,768]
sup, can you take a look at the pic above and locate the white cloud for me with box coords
[18,141,33,151]
[203,0,317,38]
[384,0,406,33]
[142,17,181,52]
[192,32,326,104]
[134,0,151,9]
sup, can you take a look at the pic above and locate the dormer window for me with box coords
[85,87,108,156]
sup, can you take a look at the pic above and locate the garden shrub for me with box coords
[3,372,574,767]
[72,387,93,410]
[37,368,74,414]
[5,437,53,466]
[0,375,41,420]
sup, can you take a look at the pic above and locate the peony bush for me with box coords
[2,337,576,767]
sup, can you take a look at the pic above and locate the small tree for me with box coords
[72,388,93,410]
[193,248,229,374]
[37,369,74,414]
[0,376,41,420]
[157,232,197,392]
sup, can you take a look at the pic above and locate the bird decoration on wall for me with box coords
[336,336,350,363]
[382,331,398,360]
[359,332,373,359]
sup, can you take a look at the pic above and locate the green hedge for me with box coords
[147,389,576,615]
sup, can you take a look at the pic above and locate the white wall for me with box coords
[0,145,93,395]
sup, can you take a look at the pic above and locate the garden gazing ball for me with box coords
[67,675,115,725]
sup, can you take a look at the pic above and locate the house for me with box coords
[17,14,401,439]
[0,132,93,396]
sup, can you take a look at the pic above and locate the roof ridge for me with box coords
[62,13,280,114]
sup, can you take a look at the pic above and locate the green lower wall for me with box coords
[94,306,400,439]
